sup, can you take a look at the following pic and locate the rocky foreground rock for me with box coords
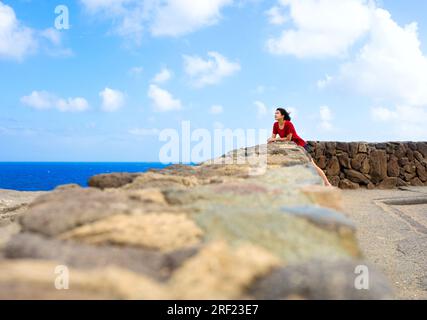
[0,142,393,299]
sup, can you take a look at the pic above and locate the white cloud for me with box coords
[80,0,233,42]
[0,2,71,60]
[183,51,240,87]
[275,0,427,138]
[300,2,427,139]
[254,101,268,117]
[148,84,182,112]
[266,0,372,58]
[0,1,36,60]
[317,74,332,89]
[371,105,427,139]
[99,88,126,112]
[80,0,129,12]
[335,9,427,108]
[21,91,89,112]
[371,106,398,122]
[150,0,233,36]
[21,91,54,110]
[80,0,149,44]
[210,104,223,114]
[56,97,90,112]
[152,67,172,83]
[319,105,333,130]
[265,6,287,25]
[40,28,61,46]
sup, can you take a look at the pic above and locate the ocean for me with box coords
[0,162,172,191]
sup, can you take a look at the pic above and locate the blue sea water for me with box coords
[0,162,171,191]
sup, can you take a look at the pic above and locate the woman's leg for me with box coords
[311,158,332,187]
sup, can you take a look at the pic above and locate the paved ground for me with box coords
[341,186,427,300]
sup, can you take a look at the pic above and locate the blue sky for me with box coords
[1,0,427,161]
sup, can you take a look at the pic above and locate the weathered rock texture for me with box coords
[307,141,427,189]
[0,142,393,299]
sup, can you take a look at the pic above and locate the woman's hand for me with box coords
[267,137,276,144]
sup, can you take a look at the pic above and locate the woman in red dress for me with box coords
[268,108,331,187]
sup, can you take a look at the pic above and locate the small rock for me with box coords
[316,156,327,169]
[344,169,370,185]
[414,151,424,163]
[416,142,427,157]
[326,157,340,176]
[329,176,340,187]
[339,179,360,190]
[88,172,140,189]
[367,183,375,190]
[357,143,367,154]
[351,154,367,171]
[387,157,399,177]
[337,153,351,169]
[325,142,336,157]
[54,183,81,191]
[410,177,424,186]
[378,177,398,189]
[369,150,387,184]
[349,142,359,157]
[336,142,349,153]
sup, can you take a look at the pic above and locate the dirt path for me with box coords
[341,187,427,299]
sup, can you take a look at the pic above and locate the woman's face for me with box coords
[275,110,283,121]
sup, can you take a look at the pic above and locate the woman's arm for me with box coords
[275,134,292,142]
[268,123,278,143]
[267,133,277,143]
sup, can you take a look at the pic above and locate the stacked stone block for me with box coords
[307,141,427,189]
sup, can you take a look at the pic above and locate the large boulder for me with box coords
[351,154,367,171]
[387,156,400,177]
[369,150,388,184]
[378,177,398,189]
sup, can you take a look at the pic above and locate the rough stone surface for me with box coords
[339,179,360,190]
[88,173,140,189]
[0,141,393,299]
[369,150,388,184]
[59,213,203,252]
[326,157,340,176]
[4,232,198,281]
[0,190,46,227]
[19,188,177,236]
[387,157,400,177]
[249,259,393,300]
[167,241,280,299]
[54,184,81,191]
[344,170,370,185]
[378,177,398,189]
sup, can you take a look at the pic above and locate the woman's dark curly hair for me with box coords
[276,108,291,121]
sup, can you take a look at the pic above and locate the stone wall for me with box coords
[0,142,393,299]
[306,141,427,189]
